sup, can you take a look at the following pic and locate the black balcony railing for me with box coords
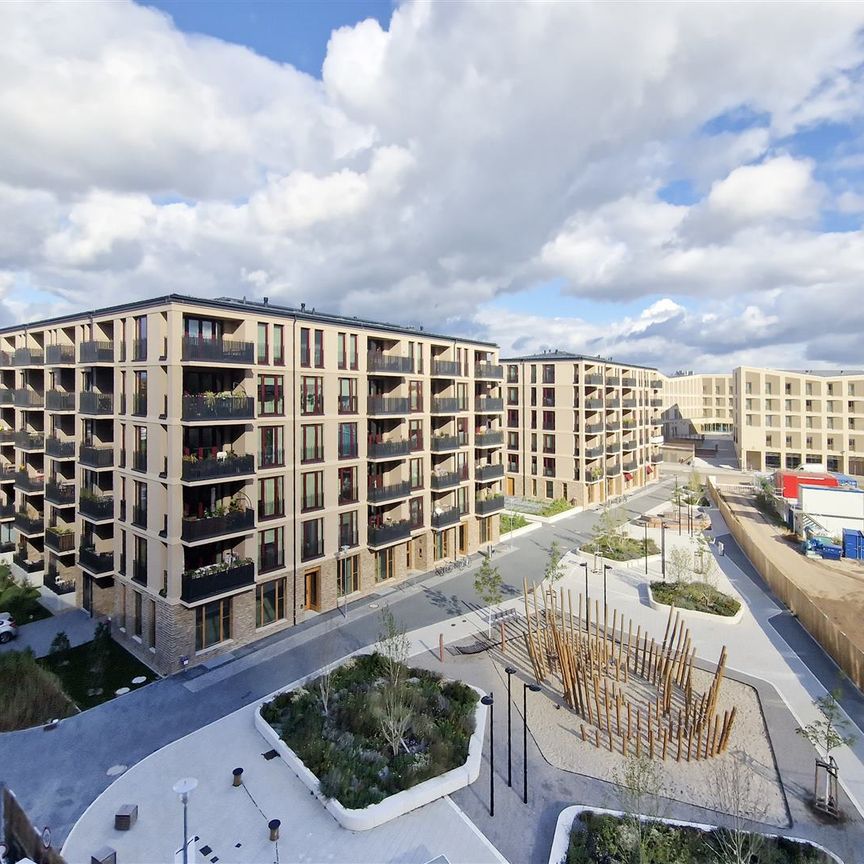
[368,396,409,415]
[79,444,114,468]
[132,451,147,473]
[79,341,114,363]
[0,467,13,483]
[431,507,460,529]
[368,520,411,546]
[46,391,76,412]
[476,464,504,482]
[431,471,463,490]
[13,348,44,367]
[367,353,414,374]
[79,391,113,415]
[0,503,14,519]
[585,446,604,459]
[431,398,468,414]
[607,462,622,475]
[14,472,43,493]
[14,432,44,451]
[45,481,76,507]
[78,546,114,574]
[132,394,148,416]
[45,566,76,595]
[431,359,461,377]
[477,495,505,516]
[0,429,14,444]
[45,528,75,554]
[13,390,44,408]
[475,362,503,379]
[606,399,621,409]
[368,480,411,503]
[182,394,254,421]
[367,438,411,460]
[45,345,75,365]
[431,433,466,452]
[475,430,503,448]
[181,507,255,542]
[584,374,603,386]
[584,423,604,435]
[477,397,503,413]
[14,511,43,534]
[182,453,255,482]
[181,560,255,604]
[79,494,114,520]
[13,551,43,572]
[182,336,255,364]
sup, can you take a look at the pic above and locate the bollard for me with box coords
[439,633,444,663]
[232,767,243,787]
[268,819,280,842]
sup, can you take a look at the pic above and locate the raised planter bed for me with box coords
[648,581,743,624]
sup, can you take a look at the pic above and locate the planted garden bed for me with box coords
[650,580,741,617]
[581,537,659,561]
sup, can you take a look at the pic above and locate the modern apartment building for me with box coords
[0,295,504,673]
[660,373,734,439]
[501,351,664,506]
[733,366,864,475]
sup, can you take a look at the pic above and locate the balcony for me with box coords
[45,481,76,507]
[652,452,662,463]
[606,421,621,432]
[584,423,604,435]
[182,394,254,422]
[585,446,604,459]
[13,390,44,409]
[182,336,255,365]
[368,396,409,416]
[606,376,620,386]
[606,462,622,475]
[45,345,75,365]
[0,503,13,519]
[475,430,503,448]
[431,471,465,490]
[14,472,44,493]
[79,493,114,521]
[181,559,255,604]
[181,507,255,543]
[476,464,504,482]
[0,466,13,484]
[623,377,637,387]
[79,391,114,415]
[12,552,44,573]
[182,453,255,482]
[368,520,411,547]
[45,390,76,412]
[431,359,461,377]
[78,546,114,575]
[431,507,461,529]
[0,391,12,405]
[623,459,638,472]
[476,495,505,516]
[622,399,637,408]
[45,566,76,595]
[606,399,621,409]
[13,348,44,367]
[14,511,43,535]
[476,397,504,413]
[367,438,411,460]
[431,433,466,452]
[14,432,44,451]
[651,379,663,389]
[45,527,75,554]
[651,398,663,407]
[368,480,411,503]
[367,353,414,374]
[607,442,621,453]
[132,394,147,416]
[584,374,603,386]
[0,353,9,368]
[79,341,114,364]
[622,438,637,451]
[475,362,503,380]
[79,444,114,469]
[585,398,604,410]
[431,397,468,414]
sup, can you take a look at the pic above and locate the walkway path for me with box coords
[0,607,93,658]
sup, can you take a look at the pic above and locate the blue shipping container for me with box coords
[821,545,842,560]
[843,528,864,560]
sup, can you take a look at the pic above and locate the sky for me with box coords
[1,1,864,373]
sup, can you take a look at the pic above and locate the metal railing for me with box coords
[367,480,411,503]
[368,520,411,546]
[46,391,76,411]
[182,453,255,482]
[431,359,461,377]
[79,494,114,520]
[79,391,114,414]
[367,438,411,459]
[79,444,114,468]
[182,336,255,364]
[78,546,114,574]
[367,353,414,374]
[79,341,114,364]
[181,394,254,421]
[181,507,255,542]
[45,345,75,365]
[368,396,409,415]
[431,433,466,452]
[474,363,503,379]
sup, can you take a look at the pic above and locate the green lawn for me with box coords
[651,580,740,617]
[540,498,573,517]
[0,564,52,624]
[500,512,528,533]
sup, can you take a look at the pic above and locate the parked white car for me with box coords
[0,611,18,643]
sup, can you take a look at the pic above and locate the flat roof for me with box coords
[500,348,659,372]
[0,293,498,348]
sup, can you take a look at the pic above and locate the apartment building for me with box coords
[660,373,734,439]
[501,351,663,506]
[733,366,864,475]
[0,295,504,674]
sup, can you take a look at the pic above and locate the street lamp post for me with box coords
[579,561,588,630]
[173,777,198,864]
[480,694,494,816]
[602,564,611,620]
[644,520,648,576]
[505,667,516,787]
[522,682,541,804]
[661,523,666,582]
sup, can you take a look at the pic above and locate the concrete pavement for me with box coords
[0,607,94,658]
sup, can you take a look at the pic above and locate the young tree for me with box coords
[376,681,413,756]
[667,546,692,584]
[612,753,665,864]
[544,540,565,583]
[374,607,414,754]
[49,631,71,656]
[685,468,704,505]
[474,556,504,636]
[88,620,112,684]
[709,749,767,864]
[377,606,410,691]
[590,505,627,557]
[670,478,685,529]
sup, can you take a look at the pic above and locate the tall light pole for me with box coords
[644,520,648,576]
[504,667,516,787]
[173,777,198,864]
[522,682,541,804]
[661,523,666,582]
[602,564,611,621]
[579,561,588,630]
[481,694,494,816]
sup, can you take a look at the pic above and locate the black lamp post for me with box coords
[481,694,494,816]
[579,561,588,630]
[504,667,517,787]
[522,682,541,804]
[602,564,611,620]
[661,522,666,582]
[644,520,648,576]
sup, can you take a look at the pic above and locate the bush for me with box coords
[0,650,75,732]
[49,632,71,655]
[651,581,740,617]
[581,537,660,561]
[541,498,573,517]
[500,513,527,533]
[0,566,49,625]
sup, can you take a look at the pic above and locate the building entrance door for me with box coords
[304,569,320,611]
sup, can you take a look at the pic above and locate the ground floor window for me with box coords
[434,531,448,561]
[148,598,156,648]
[479,516,491,545]
[337,554,360,597]
[375,548,394,582]
[256,577,287,628]
[196,598,232,650]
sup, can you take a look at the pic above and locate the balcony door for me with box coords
[304,568,320,611]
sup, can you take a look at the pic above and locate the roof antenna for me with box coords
[263,296,269,306]
[300,302,306,312]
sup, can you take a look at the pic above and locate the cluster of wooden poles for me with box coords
[521,579,736,762]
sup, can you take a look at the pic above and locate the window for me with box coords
[542,411,554,431]
[507,409,519,428]
[507,387,519,405]
[256,578,286,628]
[133,315,147,361]
[196,598,232,650]
[301,471,324,511]
[300,328,311,367]
[409,380,423,412]
[259,476,284,520]
[338,466,357,504]
[257,323,268,364]
[457,382,468,409]
[260,426,284,467]
[542,364,555,384]
[457,485,469,514]
[546,480,554,499]
[259,526,284,572]
[337,332,347,369]
[133,370,147,415]
[507,432,518,450]
[410,457,423,490]
[409,497,423,528]
[302,518,323,560]
[479,516,490,544]
[133,591,142,638]
[273,325,284,365]
[300,424,323,462]
[543,457,555,477]
[409,419,423,451]
[337,554,360,597]
[133,425,147,472]
[542,388,555,408]
[348,334,358,370]
[375,548,394,582]
[338,422,357,459]
[339,510,358,547]
[508,454,519,472]
[433,531,448,561]
[300,376,323,415]
[543,433,555,453]
[530,365,537,384]
[313,329,324,367]
[257,375,284,415]
[338,378,357,413]
[133,481,147,527]
[507,364,519,383]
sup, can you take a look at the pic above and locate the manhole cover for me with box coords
[115,687,130,696]
[131,676,147,685]
[106,764,127,776]
[368,602,379,609]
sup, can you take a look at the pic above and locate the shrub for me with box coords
[541,498,573,517]
[581,537,659,561]
[651,581,740,616]
[0,650,75,732]
[500,513,527,533]
[49,631,71,655]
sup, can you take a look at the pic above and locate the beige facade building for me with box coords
[733,366,864,475]
[0,295,504,673]
[501,351,663,506]
[660,373,734,439]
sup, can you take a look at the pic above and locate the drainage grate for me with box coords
[262,749,279,760]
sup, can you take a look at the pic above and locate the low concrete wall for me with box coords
[571,547,663,572]
[646,583,744,625]
[522,507,583,526]
[712,482,864,691]
[255,683,487,831]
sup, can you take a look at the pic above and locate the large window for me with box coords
[375,548,394,582]
[260,426,284,467]
[133,315,148,360]
[313,330,324,367]
[259,476,284,520]
[273,325,284,365]
[409,496,423,528]
[256,578,286,628]
[339,510,358,547]
[337,332,347,369]
[257,375,284,415]
[300,376,323,415]
[133,591,142,638]
[338,422,357,459]
[300,328,310,367]
[409,380,423,412]
[337,553,360,597]
[338,378,357,414]
[302,471,323,511]
[348,334,358,370]
[409,419,423,451]
[409,457,423,490]
[301,424,323,462]
[257,322,269,364]
[302,518,323,560]
[338,466,357,504]
[195,598,232,651]
[259,526,284,572]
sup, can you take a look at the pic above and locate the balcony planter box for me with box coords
[431,508,461,529]
[367,353,413,374]
[367,439,411,460]
[182,453,255,482]
[79,494,114,520]
[476,496,505,516]
[368,520,411,546]
[182,336,255,364]
[182,394,254,421]
[181,507,255,542]
[45,528,76,554]
[181,559,254,603]
[476,464,504,482]
[78,546,114,574]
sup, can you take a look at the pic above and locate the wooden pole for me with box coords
[661,728,668,761]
